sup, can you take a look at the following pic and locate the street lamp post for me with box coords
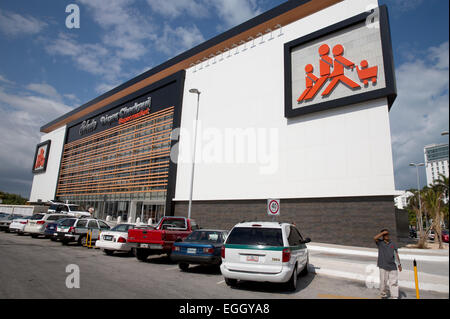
[187,89,201,220]
[410,163,425,231]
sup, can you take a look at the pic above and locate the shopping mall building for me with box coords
[30,0,398,247]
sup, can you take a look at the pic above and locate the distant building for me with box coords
[424,144,449,186]
[394,191,413,210]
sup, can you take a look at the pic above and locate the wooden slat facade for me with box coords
[56,107,174,199]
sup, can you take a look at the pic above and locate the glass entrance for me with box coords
[136,202,165,225]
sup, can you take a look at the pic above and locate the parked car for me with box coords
[128,216,199,261]
[56,217,111,245]
[171,229,228,271]
[0,214,25,232]
[44,218,72,240]
[220,222,310,291]
[95,223,138,255]
[9,216,32,234]
[429,230,436,241]
[442,230,449,243]
[47,202,91,218]
[24,213,71,238]
[0,212,10,219]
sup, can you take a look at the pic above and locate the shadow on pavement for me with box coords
[184,264,222,275]
[145,255,176,265]
[228,272,316,295]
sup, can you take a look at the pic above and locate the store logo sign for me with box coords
[297,43,378,103]
[78,97,152,136]
[100,97,152,126]
[32,140,51,174]
[79,119,97,136]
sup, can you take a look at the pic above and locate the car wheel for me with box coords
[5,229,10,233]
[61,239,69,246]
[50,237,57,242]
[135,249,149,262]
[104,249,114,256]
[31,234,38,238]
[179,263,189,271]
[299,262,309,277]
[78,235,87,246]
[17,231,24,236]
[287,266,298,291]
[225,278,238,287]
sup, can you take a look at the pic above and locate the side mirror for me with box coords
[302,238,311,244]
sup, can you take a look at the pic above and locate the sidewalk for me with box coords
[307,242,449,294]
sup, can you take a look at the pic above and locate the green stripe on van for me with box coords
[225,244,304,251]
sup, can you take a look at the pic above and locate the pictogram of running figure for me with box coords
[298,43,383,103]
[321,44,360,96]
[297,44,332,102]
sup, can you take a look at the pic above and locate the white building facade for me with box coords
[424,144,449,186]
[29,0,398,247]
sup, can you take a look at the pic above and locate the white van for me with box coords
[220,222,310,291]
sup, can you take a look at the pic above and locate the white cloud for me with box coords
[26,83,63,102]
[0,74,14,84]
[0,79,73,197]
[390,0,424,12]
[211,0,262,28]
[146,0,209,19]
[0,9,47,37]
[390,41,449,189]
[158,24,205,56]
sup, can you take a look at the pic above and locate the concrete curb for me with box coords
[308,265,449,294]
[308,245,449,262]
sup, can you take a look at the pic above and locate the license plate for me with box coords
[187,248,196,254]
[103,235,113,241]
[140,244,149,248]
[247,255,259,262]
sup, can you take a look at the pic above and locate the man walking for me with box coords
[373,229,402,299]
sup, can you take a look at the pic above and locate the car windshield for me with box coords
[185,231,225,243]
[111,224,134,232]
[60,219,76,226]
[226,227,284,246]
[443,230,449,235]
[68,205,82,211]
[29,214,44,220]
[11,215,24,220]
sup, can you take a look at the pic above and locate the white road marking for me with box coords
[165,266,179,270]
[217,280,225,285]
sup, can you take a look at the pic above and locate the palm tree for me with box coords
[433,173,449,201]
[408,189,427,248]
[422,187,445,249]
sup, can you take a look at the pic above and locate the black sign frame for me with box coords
[284,5,397,118]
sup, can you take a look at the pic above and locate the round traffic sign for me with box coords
[268,200,280,215]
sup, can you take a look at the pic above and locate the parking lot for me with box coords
[0,232,447,299]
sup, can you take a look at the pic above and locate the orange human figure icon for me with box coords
[298,44,331,102]
[321,44,360,96]
[318,44,333,77]
[35,148,45,169]
[297,64,318,102]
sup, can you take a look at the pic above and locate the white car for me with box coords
[47,202,91,218]
[95,223,136,255]
[220,222,310,291]
[9,217,32,234]
[24,213,70,237]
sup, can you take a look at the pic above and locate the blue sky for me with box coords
[0,0,448,198]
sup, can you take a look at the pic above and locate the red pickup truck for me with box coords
[128,216,199,261]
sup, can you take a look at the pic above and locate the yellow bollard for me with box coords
[84,230,89,247]
[413,259,420,299]
[89,229,92,248]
